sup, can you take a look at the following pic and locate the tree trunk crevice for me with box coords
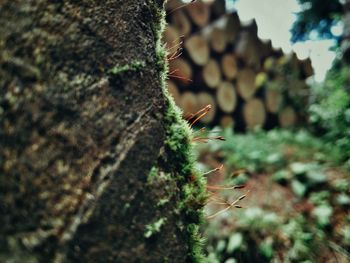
[0,1,204,262]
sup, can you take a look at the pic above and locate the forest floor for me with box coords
[194,129,350,263]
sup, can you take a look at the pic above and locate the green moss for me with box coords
[147,166,159,182]
[0,237,39,263]
[157,198,169,207]
[122,203,130,215]
[149,1,167,48]
[160,58,207,263]
[108,60,145,75]
[150,1,207,261]
[144,217,167,238]
[148,166,173,183]
[187,223,207,262]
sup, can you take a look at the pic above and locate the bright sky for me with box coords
[227,0,337,82]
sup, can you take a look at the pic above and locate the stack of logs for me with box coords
[164,0,313,131]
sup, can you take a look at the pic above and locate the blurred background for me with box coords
[164,0,350,262]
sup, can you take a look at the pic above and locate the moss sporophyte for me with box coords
[180,104,249,219]
[160,1,249,259]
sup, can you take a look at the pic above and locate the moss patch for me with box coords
[148,1,207,260]
[108,60,146,75]
[151,3,207,259]
[162,87,207,263]
[144,217,167,238]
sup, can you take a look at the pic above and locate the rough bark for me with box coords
[0,1,205,262]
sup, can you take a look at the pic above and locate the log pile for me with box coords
[164,0,313,131]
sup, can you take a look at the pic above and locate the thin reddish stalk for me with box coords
[206,192,249,219]
[189,105,211,128]
[206,184,245,190]
[202,164,223,176]
[168,0,197,15]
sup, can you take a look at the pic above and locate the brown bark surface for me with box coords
[0,1,201,262]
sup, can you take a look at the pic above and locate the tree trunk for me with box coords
[0,1,205,262]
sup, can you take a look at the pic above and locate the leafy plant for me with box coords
[201,128,349,262]
[309,65,350,166]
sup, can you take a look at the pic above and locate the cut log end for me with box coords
[217,81,237,113]
[169,58,193,85]
[163,25,180,49]
[185,1,211,27]
[237,68,257,100]
[171,10,191,37]
[220,115,235,128]
[210,27,227,53]
[211,0,226,18]
[180,91,199,118]
[221,54,238,80]
[225,12,240,43]
[279,107,297,127]
[185,35,210,66]
[243,98,266,129]
[203,59,221,88]
[265,88,283,113]
[197,92,216,123]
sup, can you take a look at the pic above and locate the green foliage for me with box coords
[226,233,243,253]
[281,216,317,261]
[342,226,350,246]
[239,208,280,232]
[332,178,350,192]
[214,129,286,173]
[312,204,333,227]
[210,128,337,173]
[336,193,350,206]
[291,0,342,42]
[309,191,331,205]
[291,179,307,197]
[271,169,292,183]
[205,208,326,262]
[202,129,349,262]
[147,166,159,181]
[259,240,274,259]
[309,65,350,165]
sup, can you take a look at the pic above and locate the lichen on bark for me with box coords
[0,0,206,262]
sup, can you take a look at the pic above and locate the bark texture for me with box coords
[0,1,205,262]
